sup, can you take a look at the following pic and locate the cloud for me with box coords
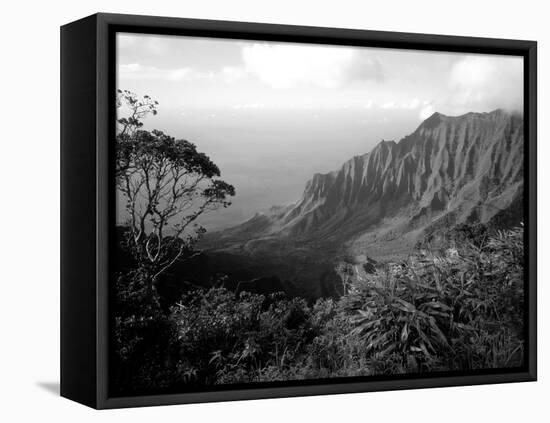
[241,43,385,89]
[370,98,429,116]
[117,38,523,120]
[117,34,136,49]
[401,98,421,109]
[381,101,396,109]
[117,33,177,56]
[119,43,386,90]
[220,66,247,82]
[419,104,435,120]
[165,67,205,81]
[232,103,261,110]
[118,63,246,83]
[446,55,523,113]
[119,63,197,81]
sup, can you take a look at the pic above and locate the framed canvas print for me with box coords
[60,13,537,409]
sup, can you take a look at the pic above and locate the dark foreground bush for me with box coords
[112,226,524,393]
[169,289,317,385]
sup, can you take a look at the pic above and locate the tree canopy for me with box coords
[115,90,235,281]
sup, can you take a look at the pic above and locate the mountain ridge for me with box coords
[204,109,524,260]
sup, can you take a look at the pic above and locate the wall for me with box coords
[0,0,547,421]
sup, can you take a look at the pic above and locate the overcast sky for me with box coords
[116,32,523,230]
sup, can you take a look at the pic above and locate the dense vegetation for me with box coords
[112,224,524,395]
[111,91,524,396]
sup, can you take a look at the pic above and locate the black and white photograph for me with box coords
[2,0,548,419]
[112,32,527,396]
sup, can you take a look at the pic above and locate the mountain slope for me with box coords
[206,109,524,260]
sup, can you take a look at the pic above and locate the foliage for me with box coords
[116,89,158,139]
[169,289,317,385]
[115,90,235,284]
[111,269,180,395]
[346,225,524,374]
[113,225,524,394]
[112,91,235,394]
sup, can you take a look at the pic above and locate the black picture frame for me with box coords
[60,12,537,409]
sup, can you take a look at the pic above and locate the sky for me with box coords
[116,32,523,230]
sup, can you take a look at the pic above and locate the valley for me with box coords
[197,109,524,299]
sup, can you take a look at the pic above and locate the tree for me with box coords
[116,90,235,284]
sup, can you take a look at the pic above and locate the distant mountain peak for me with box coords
[209,110,524,259]
[378,139,396,147]
[414,109,520,135]
[417,111,445,130]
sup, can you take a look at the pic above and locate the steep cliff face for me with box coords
[210,109,524,258]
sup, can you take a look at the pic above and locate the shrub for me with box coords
[111,269,180,395]
[346,226,524,373]
[170,289,317,385]
[112,226,525,392]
